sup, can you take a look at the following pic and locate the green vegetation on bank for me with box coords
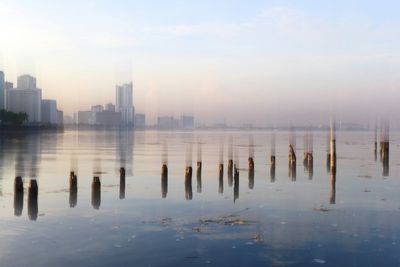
[0,109,28,126]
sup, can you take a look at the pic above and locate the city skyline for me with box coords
[1,1,400,126]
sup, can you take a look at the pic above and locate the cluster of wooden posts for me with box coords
[13,124,393,218]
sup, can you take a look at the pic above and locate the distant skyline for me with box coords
[1,0,400,126]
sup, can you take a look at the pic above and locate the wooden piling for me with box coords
[91,176,101,210]
[233,164,239,203]
[69,172,77,208]
[270,155,276,183]
[161,164,168,198]
[196,162,202,193]
[14,176,24,216]
[119,167,126,200]
[227,159,233,187]
[248,157,254,189]
[28,179,38,221]
[185,166,193,200]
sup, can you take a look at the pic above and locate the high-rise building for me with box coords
[116,82,134,126]
[135,113,146,128]
[17,74,36,90]
[180,115,194,129]
[4,82,13,110]
[41,99,58,125]
[91,105,104,125]
[0,71,4,110]
[105,103,115,112]
[78,111,91,125]
[7,75,42,124]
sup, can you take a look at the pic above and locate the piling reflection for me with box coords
[28,179,38,221]
[91,176,101,210]
[329,166,336,204]
[161,164,168,198]
[185,166,193,200]
[326,133,331,174]
[69,171,77,208]
[119,167,126,199]
[14,176,24,216]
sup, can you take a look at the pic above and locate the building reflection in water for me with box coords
[374,120,378,161]
[91,176,101,210]
[196,141,202,193]
[69,171,78,208]
[14,133,42,183]
[14,176,24,216]
[117,130,134,177]
[119,167,126,199]
[288,128,296,181]
[28,179,38,221]
[185,166,193,200]
[227,136,233,187]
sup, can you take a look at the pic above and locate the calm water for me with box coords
[0,130,399,267]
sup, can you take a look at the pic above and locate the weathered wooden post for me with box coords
[185,166,193,200]
[270,156,276,183]
[14,176,24,216]
[69,171,77,208]
[227,159,233,187]
[330,120,337,171]
[91,176,101,210]
[248,157,254,189]
[233,164,239,203]
[119,167,126,200]
[196,161,202,193]
[161,164,168,198]
[28,179,38,221]
[288,144,296,181]
[218,163,224,194]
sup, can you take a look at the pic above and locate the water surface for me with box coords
[0,130,399,267]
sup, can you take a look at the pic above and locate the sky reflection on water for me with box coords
[0,130,399,267]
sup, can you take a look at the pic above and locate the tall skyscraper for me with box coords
[116,82,134,126]
[0,71,4,110]
[7,75,42,124]
[41,99,58,125]
[4,82,13,110]
[17,74,36,89]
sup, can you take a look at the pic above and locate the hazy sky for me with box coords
[0,0,399,126]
